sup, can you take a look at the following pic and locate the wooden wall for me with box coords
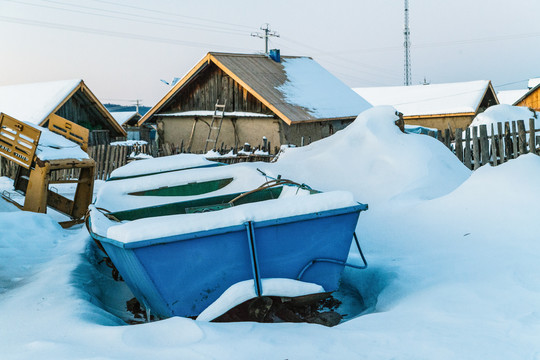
[516,89,540,111]
[161,63,273,114]
[404,114,475,132]
[55,90,120,135]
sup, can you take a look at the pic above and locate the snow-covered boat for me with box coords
[87,160,368,320]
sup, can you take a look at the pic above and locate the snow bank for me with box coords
[469,104,539,135]
[270,106,470,204]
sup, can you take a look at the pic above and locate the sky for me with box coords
[1,0,540,108]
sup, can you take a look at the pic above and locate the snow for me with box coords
[497,89,528,105]
[110,140,148,146]
[527,77,540,89]
[110,111,137,126]
[34,123,90,161]
[278,57,372,119]
[91,190,356,244]
[108,153,215,180]
[354,80,492,116]
[96,163,268,212]
[197,279,325,322]
[0,79,81,125]
[1,105,540,359]
[157,111,273,118]
[469,104,539,136]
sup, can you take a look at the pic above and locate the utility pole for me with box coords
[404,0,412,86]
[251,23,279,54]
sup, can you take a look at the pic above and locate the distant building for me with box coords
[513,81,540,112]
[110,110,155,142]
[0,79,126,144]
[354,80,498,131]
[138,52,371,154]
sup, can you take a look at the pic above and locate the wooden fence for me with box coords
[435,119,539,169]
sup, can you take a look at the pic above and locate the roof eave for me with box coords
[137,53,213,126]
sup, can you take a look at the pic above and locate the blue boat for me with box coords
[87,179,368,320]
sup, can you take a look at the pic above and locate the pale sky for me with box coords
[1,0,539,107]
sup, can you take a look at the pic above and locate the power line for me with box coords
[4,0,249,36]
[0,15,253,51]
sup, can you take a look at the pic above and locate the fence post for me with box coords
[479,125,489,167]
[464,128,472,169]
[444,129,451,149]
[455,128,463,162]
[497,122,505,163]
[472,126,480,170]
[529,118,536,155]
[517,120,527,156]
[511,121,518,158]
[504,122,512,160]
[490,123,498,166]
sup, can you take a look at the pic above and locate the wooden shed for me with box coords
[0,79,126,145]
[138,52,371,154]
[354,80,499,131]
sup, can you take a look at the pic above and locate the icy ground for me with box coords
[0,106,539,359]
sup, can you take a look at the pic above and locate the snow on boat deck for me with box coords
[90,189,359,244]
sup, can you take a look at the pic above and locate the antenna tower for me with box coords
[404,0,411,86]
[251,23,279,54]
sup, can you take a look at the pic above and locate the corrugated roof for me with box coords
[140,52,371,125]
[354,80,496,117]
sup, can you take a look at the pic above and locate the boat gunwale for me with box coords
[106,162,224,182]
[88,203,368,250]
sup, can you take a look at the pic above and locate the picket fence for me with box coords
[434,119,539,169]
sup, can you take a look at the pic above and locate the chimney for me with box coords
[269,49,280,62]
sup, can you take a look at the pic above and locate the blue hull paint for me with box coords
[93,204,366,319]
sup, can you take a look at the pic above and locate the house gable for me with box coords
[159,62,273,116]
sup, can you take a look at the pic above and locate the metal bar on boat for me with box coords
[245,221,263,297]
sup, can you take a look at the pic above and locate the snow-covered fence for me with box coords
[444,119,539,169]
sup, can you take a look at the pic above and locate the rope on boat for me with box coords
[228,177,315,206]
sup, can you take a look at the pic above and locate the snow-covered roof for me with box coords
[497,89,528,105]
[0,79,81,125]
[158,111,274,118]
[527,77,540,89]
[275,57,372,120]
[353,80,494,117]
[140,52,372,126]
[110,111,138,126]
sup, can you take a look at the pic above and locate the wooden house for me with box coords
[138,52,372,154]
[0,79,126,145]
[354,80,499,131]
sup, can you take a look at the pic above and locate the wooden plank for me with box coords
[490,123,498,166]
[479,125,490,167]
[511,121,518,158]
[455,128,463,162]
[529,118,536,155]
[504,122,512,161]
[464,127,472,169]
[444,129,451,149]
[517,120,527,155]
[497,122,505,163]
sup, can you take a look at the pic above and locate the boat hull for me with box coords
[93,205,365,319]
